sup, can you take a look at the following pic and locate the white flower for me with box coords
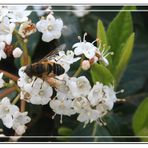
[12,47,23,58]
[0,97,19,128]
[50,99,76,123]
[0,6,9,21]
[18,20,36,38]
[0,72,5,88]
[88,82,117,110]
[77,108,100,124]
[81,60,90,70]
[55,74,74,100]
[55,50,80,72]
[7,6,31,23]
[30,81,53,105]
[12,111,31,135]
[36,14,63,42]
[72,5,90,17]
[0,42,6,60]
[17,66,34,89]
[67,76,91,98]
[73,33,97,59]
[102,85,117,110]
[73,96,89,112]
[96,103,109,118]
[0,17,15,45]
[88,82,104,106]
[73,97,100,124]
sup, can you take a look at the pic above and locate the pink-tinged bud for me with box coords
[12,47,23,58]
[81,60,90,70]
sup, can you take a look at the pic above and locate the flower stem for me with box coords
[13,30,31,65]
[73,66,82,77]
[12,94,20,105]
[92,122,98,142]
[20,100,26,112]
[14,30,31,112]
[0,69,19,81]
[73,55,84,77]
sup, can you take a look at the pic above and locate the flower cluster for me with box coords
[50,75,117,125]
[0,6,31,60]
[0,5,121,137]
[0,97,31,135]
[0,6,62,61]
[18,43,117,126]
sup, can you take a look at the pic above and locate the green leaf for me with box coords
[97,19,113,66]
[97,20,107,48]
[133,97,148,141]
[57,127,73,142]
[137,128,148,142]
[90,63,115,85]
[58,127,73,136]
[107,6,133,66]
[71,123,113,142]
[114,33,135,86]
[123,6,137,11]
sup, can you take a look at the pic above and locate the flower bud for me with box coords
[13,47,23,58]
[81,60,90,70]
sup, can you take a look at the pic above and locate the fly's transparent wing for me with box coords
[39,44,66,62]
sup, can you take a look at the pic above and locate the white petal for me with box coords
[1,97,11,105]
[74,47,83,56]
[55,19,63,30]
[14,125,26,135]
[0,42,5,49]
[2,114,13,128]
[42,32,53,42]
[5,34,12,45]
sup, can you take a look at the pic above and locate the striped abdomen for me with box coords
[24,62,65,78]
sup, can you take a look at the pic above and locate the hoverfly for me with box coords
[24,44,66,83]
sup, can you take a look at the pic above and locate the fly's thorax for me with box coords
[24,63,46,78]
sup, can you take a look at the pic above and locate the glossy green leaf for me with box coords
[58,127,73,136]
[137,128,148,142]
[133,97,148,141]
[71,122,113,142]
[107,6,133,67]
[97,19,113,67]
[97,20,107,48]
[90,63,115,85]
[114,33,135,86]
[57,127,73,142]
